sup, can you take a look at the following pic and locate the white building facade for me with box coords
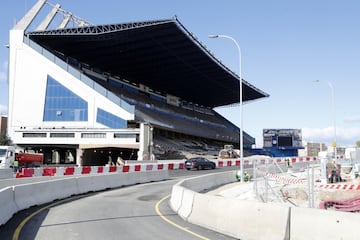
[7,0,151,165]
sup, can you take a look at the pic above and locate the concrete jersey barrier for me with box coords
[11,156,318,179]
[170,171,290,240]
[291,207,360,240]
[0,170,169,226]
[0,187,19,226]
[189,193,290,240]
[170,168,360,240]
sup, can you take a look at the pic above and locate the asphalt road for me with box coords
[0,167,240,240]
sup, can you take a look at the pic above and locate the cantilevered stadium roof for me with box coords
[27,17,269,108]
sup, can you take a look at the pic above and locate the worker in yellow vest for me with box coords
[12,159,19,173]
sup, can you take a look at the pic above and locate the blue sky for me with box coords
[1,0,360,147]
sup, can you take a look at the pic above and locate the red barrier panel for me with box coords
[146,165,153,171]
[15,172,24,178]
[299,157,304,162]
[82,166,91,174]
[276,159,281,163]
[218,161,223,167]
[157,164,164,170]
[122,165,130,172]
[227,160,232,166]
[260,159,266,164]
[179,163,184,169]
[168,163,174,170]
[306,157,311,161]
[235,160,240,166]
[98,166,104,173]
[64,167,75,175]
[135,165,141,172]
[21,168,34,177]
[109,166,117,172]
[43,167,56,176]
[291,158,297,163]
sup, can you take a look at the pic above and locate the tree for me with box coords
[0,133,12,145]
[356,141,360,148]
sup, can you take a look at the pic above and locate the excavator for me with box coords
[218,145,240,159]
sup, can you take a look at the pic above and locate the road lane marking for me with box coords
[155,195,210,240]
[13,196,83,240]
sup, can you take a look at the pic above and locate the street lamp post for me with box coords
[314,80,337,161]
[209,34,244,182]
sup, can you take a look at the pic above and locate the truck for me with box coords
[0,146,44,169]
[0,145,15,168]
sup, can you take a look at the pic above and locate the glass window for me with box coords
[23,133,47,138]
[113,133,136,138]
[50,133,75,138]
[81,133,106,138]
[43,76,88,121]
[96,108,127,129]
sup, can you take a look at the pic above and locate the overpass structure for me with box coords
[7,0,268,166]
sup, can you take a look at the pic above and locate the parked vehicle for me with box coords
[0,146,44,169]
[185,157,216,170]
[16,152,44,168]
[0,146,15,169]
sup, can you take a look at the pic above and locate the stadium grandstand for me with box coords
[7,0,269,165]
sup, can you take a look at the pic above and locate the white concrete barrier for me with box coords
[189,193,290,240]
[169,184,184,213]
[180,171,237,192]
[7,170,168,226]
[177,188,196,220]
[54,167,65,176]
[74,166,82,175]
[170,170,291,240]
[290,207,360,240]
[13,178,79,210]
[76,173,127,193]
[126,171,169,185]
[33,168,42,177]
[0,187,18,226]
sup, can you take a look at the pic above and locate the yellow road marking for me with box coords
[155,195,210,240]
[13,197,77,240]
[14,193,210,240]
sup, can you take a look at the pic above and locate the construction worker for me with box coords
[12,159,19,173]
[244,171,251,182]
[328,160,337,183]
[236,170,252,182]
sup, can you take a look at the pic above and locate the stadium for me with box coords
[7,0,269,166]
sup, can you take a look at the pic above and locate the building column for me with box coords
[137,123,153,161]
[76,148,83,166]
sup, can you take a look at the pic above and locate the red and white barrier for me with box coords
[14,156,319,179]
[318,184,360,190]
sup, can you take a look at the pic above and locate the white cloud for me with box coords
[0,104,7,115]
[303,127,360,147]
[0,61,8,83]
[343,115,360,123]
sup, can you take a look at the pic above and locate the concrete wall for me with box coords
[0,170,168,226]
[170,170,360,240]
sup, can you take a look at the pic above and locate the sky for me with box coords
[1,0,360,148]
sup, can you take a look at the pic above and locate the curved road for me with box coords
[0,168,239,240]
